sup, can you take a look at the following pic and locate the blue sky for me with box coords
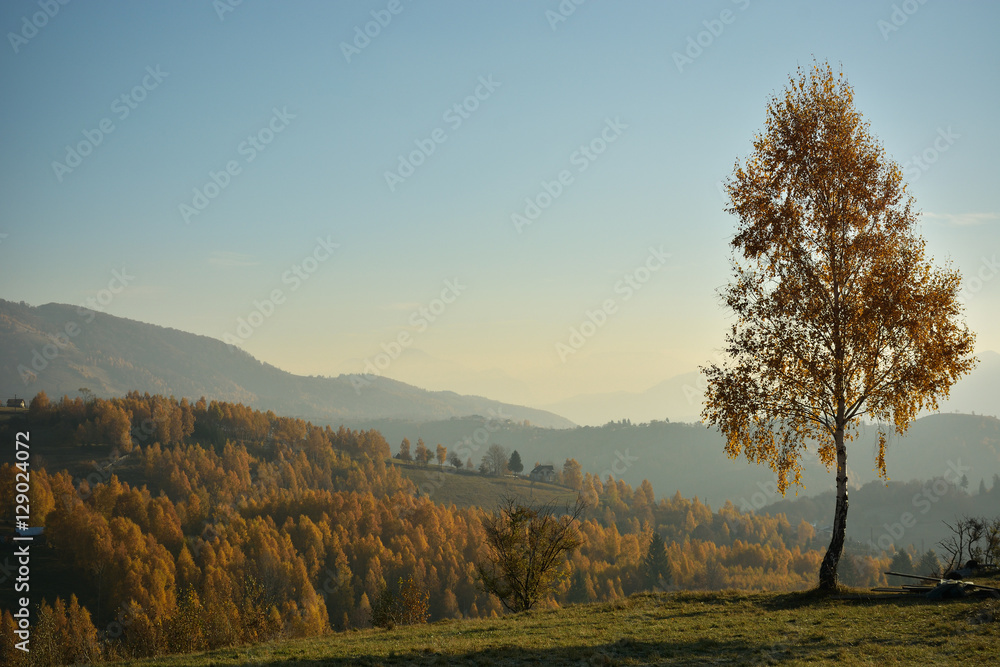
[1,0,998,409]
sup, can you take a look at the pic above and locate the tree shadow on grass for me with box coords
[755,586,998,612]
[229,634,884,667]
[233,635,839,667]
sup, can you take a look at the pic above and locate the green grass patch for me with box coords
[125,582,1000,666]
[392,459,578,509]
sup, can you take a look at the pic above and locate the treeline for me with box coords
[1,392,891,664]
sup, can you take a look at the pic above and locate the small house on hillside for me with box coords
[529,464,555,483]
[6,397,26,409]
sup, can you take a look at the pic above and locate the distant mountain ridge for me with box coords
[546,351,1000,426]
[0,299,574,428]
[542,371,704,425]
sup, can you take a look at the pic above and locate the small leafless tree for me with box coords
[477,494,585,612]
[939,518,972,572]
[970,517,1000,569]
[939,516,1000,571]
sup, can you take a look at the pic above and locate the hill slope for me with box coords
[351,414,1000,510]
[131,588,1000,666]
[0,299,574,428]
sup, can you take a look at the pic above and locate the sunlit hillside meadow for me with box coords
[131,585,1000,666]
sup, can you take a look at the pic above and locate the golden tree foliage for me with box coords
[703,60,976,589]
[0,390,904,662]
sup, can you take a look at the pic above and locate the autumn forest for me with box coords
[0,391,904,664]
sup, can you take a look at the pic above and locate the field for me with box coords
[0,405,27,422]
[391,459,578,509]
[126,585,1000,666]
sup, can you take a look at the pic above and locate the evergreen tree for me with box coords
[917,549,941,577]
[567,569,593,604]
[888,550,915,584]
[642,532,671,590]
[837,554,862,587]
[508,450,524,475]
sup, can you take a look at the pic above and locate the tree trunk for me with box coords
[819,422,848,590]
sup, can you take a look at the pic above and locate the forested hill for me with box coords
[0,299,573,428]
[0,393,892,664]
[352,413,1000,510]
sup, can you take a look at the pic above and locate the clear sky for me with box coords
[2,0,998,409]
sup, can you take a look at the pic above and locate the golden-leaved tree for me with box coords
[702,61,976,590]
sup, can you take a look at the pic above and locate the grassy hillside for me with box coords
[128,585,1000,666]
[351,415,1000,523]
[392,459,578,509]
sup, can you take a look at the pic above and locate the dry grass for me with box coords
[127,580,1000,666]
[392,459,578,510]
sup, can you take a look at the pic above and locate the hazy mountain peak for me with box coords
[0,299,574,428]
